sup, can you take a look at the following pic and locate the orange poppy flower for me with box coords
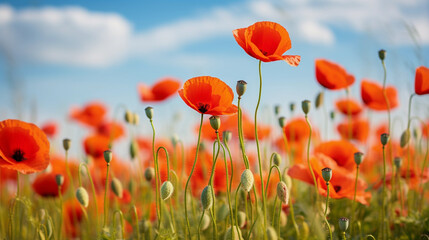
[314,140,359,171]
[283,118,310,143]
[361,79,399,111]
[97,121,125,140]
[0,167,17,184]
[337,118,370,143]
[32,172,69,197]
[415,66,429,95]
[83,134,110,159]
[0,119,50,174]
[63,199,84,238]
[422,121,429,138]
[233,21,300,65]
[41,121,58,138]
[70,102,107,127]
[315,59,355,90]
[179,76,238,115]
[138,77,181,102]
[335,98,363,116]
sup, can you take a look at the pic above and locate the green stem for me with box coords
[58,186,63,240]
[305,115,319,203]
[113,210,125,239]
[78,163,99,229]
[264,165,282,200]
[103,163,110,228]
[132,205,140,240]
[224,141,234,203]
[351,165,360,237]
[324,183,333,240]
[197,210,205,240]
[149,119,162,228]
[288,193,300,239]
[381,145,387,239]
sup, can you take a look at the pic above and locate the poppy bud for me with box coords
[266,226,278,240]
[76,187,89,208]
[130,140,138,160]
[145,106,154,120]
[111,177,123,198]
[160,181,174,201]
[124,110,133,124]
[63,138,71,151]
[237,211,246,228]
[133,112,140,125]
[381,133,389,146]
[282,173,292,190]
[144,167,155,182]
[55,174,64,187]
[201,213,211,231]
[274,105,281,115]
[272,152,281,166]
[413,127,420,139]
[378,49,386,61]
[209,115,221,131]
[104,150,112,164]
[279,211,287,227]
[354,152,364,165]
[338,217,349,232]
[223,130,232,144]
[138,220,151,233]
[301,100,311,115]
[330,111,335,120]
[201,185,214,210]
[400,129,410,148]
[217,204,229,221]
[278,117,286,128]
[171,134,179,147]
[321,167,332,182]
[315,92,324,109]
[296,216,309,239]
[236,80,247,97]
[276,181,289,204]
[289,103,295,112]
[394,157,402,169]
[224,226,242,240]
[240,169,254,192]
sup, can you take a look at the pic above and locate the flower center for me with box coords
[334,185,342,192]
[12,149,26,162]
[197,103,210,113]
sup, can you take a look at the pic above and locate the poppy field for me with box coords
[1,20,429,240]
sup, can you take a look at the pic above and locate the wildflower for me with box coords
[414,66,429,95]
[69,102,107,127]
[138,77,181,102]
[315,59,355,90]
[361,79,398,111]
[335,98,363,116]
[337,118,370,143]
[41,121,58,138]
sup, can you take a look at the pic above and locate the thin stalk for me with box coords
[58,186,63,240]
[149,119,162,228]
[113,210,125,239]
[132,205,140,240]
[305,115,319,203]
[351,165,360,236]
[381,145,387,239]
[324,183,333,240]
[103,163,111,228]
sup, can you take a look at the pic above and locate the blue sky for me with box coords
[0,0,428,147]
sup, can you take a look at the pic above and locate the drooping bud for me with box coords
[301,100,311,115]
[354,152,364,165]
[237,211,246,228]
[129,140,138,160]
[274,105,281,115]
[276,181,289,204]
[315,92,324,109]
[209,115,221,131]
[321,167,332,182]
[381,133,389,146]
[240,169,254,192]
[272,152,281,166]
[278,116,286,128]
[266,226,278,240]
[394,157,402,169]
[63,138,71,151]
[378,49,386,61]
[400,129,410,148]
[104,150,112,164]
[201,213,211,231]
[124,110,133,124]
[76,187,89,208]
[223,130,232,144]
[144,167,155,182]
[160,181,174,201]
[279,211,287,227]
[338,217,349,232]
[145,106,154,120]
[236,80,247,97]
[55,174,64,187]
[201,185,214,210]
[111,177,123,198]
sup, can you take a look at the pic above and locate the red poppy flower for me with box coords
[337,118,370,143]
[315,59,355,90]
[233,21,300,65]
[138,77,181,102]
[41,121,58,138]
[361,79,398,111]
[335,98,363,116]
[179,76,238,115]
[0,119,50,174]
[70,102,107,127]
[415,66,429,95]
[97,121,125,140]
[314,140,359,171]
[32,172,69,197]
[0,167,17,184]
[83,134,110,159]
[283,118,310,143]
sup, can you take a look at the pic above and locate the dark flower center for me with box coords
[334,185,342,192]
[197,103,210,113]
[12,149,26,162]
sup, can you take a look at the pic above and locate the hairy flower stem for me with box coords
[350,165,360,236]
[103,163,110,229]
[149,119,162,228]
[381,145,387,239]
[58,186,64,240]
[305,114,319,204]
[324,182,333,240]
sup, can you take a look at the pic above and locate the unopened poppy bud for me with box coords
[378,49,386,61]
[236,80,247,97]
[76,187,89,208]
[315,92,324,109]
[381,133,389,146]
[276,181,289,204]
[160,181,174,201]
[133,113,140,125]
[321,167,332,182]
[338,217,349,232]
[201,185,214,210]
[130,140,138,160]
[217,204,229,221]
[301,100,311,114]
[394,157,402,169]
[55,174,64,186]
[104,150,112,163]
[289,103,295,112]
[138,220,151,233]
[274,105,281,115]
[282,173,292,190]
[237,211,246,228]
[240,169,254,192]
[279,211,287,227]
[413,127,420,139]
[354,152,364,165]
[272,153,281,166]
[111,177,123,198]
[223,130,232,143]
[330,111,335,120]
[144,167,155,182]
[145,106,154,120]
[400,129,410,148]
[278,117,286,128]
[224,226,242,240]
[209,115,221,131]
[63,138,71,151]
[124,110,133,124]
[201,213,211,231]
[266,226,278,240]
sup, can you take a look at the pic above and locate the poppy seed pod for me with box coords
[160,181,174,201]
[301,100,311,114]
[272,152,281,166]
[338,217,349,232]
[290,103,295,112]
[63,138,71,151]
[266,226,278,240]
[237,211,246,228]
[240,169,254,192]
[274,105,281,115]
[145,106,154,120]
[400,129,410,148]
[223,131,232,144]
[236,80,247,97]
[76,187,89,208]
[378,49,386,61]
[354,152,364,165]
[394,157,402,169]
[201,185,214,210]
[111,177,123,198]
[276,181,289,204]
[132,113,140,125]
[278,117,286,128]
[130,140,138,160]
[201,213,211,231]
[380,133,390,146]
[209,116,221,131]
[124,110,133,124]
[104,150,112,164]
[321,167,332,182]
[55,174,64,187]
[144,167,155,182]
[315,92,324,109]
[224,226,242,240]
